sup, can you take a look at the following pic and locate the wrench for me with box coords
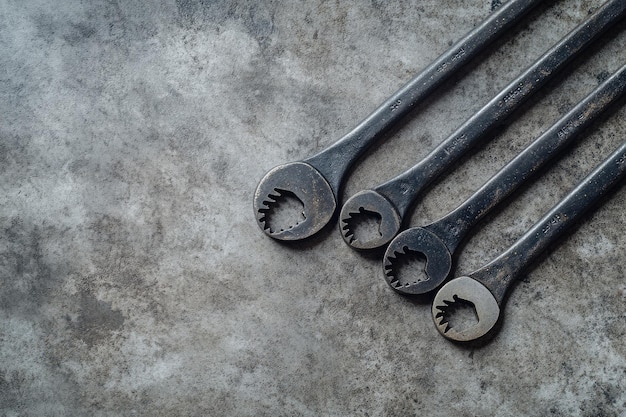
[253,0,541,240]
[340,0,626,249]
[384,64,626,294]
[432,139,626,342]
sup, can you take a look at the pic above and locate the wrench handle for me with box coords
[474,140,626,304]
[429,64,626,253]
[305,0,541,195]
[376,0,626,218]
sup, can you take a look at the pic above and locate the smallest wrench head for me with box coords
[253,162,336,240]
[432,276,500,342]
[383,227,452,294]
[340,190,402,250]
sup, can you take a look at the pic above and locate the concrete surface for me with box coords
[1,0,625,415]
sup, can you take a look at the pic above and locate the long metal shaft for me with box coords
[375,0,626,219]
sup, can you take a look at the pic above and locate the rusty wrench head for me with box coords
[432,139,626,343]
[254,162,336,240]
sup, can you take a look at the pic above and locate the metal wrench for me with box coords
[384,64,626,294]
[253,0,542,240]
[432,139,626,342]
[340,0,626,250]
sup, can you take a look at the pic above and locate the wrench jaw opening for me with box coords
[432,276,500,343]
[383,227,452,294]
[253,162,336,240]
[339,190,402,250]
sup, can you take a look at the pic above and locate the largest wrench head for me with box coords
[432,276,500,342]
[254,162,336,240]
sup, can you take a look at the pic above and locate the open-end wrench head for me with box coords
[383,227,452,294]
[432,276,500,342]
[253,162,336,240]
[340,190,402,250]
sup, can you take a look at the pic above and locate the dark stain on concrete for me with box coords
[175,0,275,47]
[596,70,611,83]
[0,218,57,315]
[63,22,97,45]
[69,291,126,348]
[0,370,23,410]
[32,13,59,44]
[33,13,95,46]
[580,381,622,416]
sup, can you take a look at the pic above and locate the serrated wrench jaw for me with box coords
[253,162,336,240]
[383,227,453,294]
[340,190,402,250]
[432,276,500,342]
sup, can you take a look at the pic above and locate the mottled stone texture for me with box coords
[1,0,625,415]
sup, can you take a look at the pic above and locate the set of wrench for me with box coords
[254,0,626,343]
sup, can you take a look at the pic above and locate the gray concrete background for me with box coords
[1,0,625,415]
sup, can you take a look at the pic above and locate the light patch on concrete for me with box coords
[576,233,616,259]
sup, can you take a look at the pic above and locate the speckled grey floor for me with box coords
[1,0,625,416]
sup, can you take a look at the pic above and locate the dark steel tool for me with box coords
[384,64,626,294]
[340,0,626,250]
[432,139,626,342]
[253,0,542,240]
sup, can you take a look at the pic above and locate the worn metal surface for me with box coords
[433,140,626,342]
[385,64,626,294]
[254,0,540,241]
[341,0,626,250]
[2,0,626,415]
